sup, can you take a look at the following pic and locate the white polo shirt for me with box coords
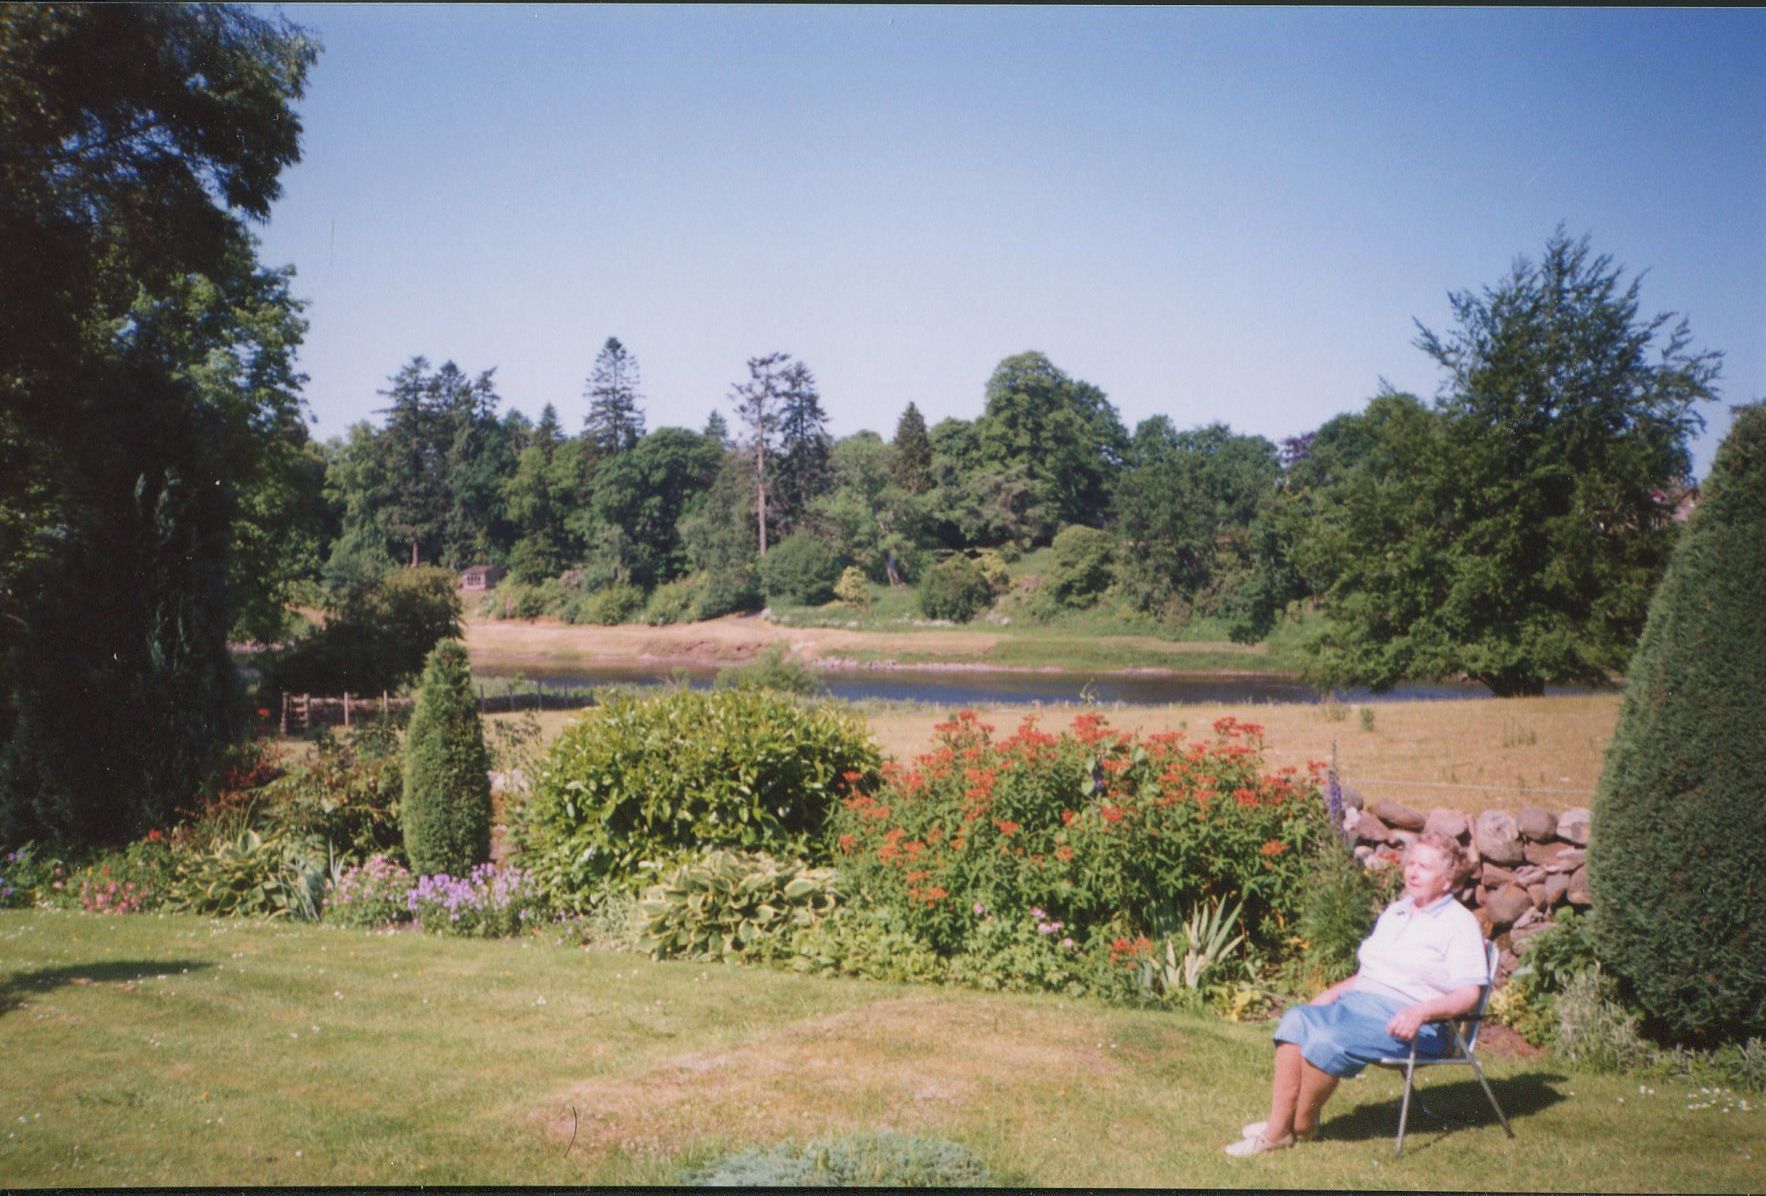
[1352,893,1488,1005]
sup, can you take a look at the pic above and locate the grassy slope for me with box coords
[2,909,1760,1189]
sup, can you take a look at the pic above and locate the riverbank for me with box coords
[461,612,1286,677]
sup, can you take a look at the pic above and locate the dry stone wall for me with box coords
[1340,788,1591,981]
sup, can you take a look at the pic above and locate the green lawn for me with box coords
[1,910,1760,1189]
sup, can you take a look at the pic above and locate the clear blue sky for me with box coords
[254,5,1766,479]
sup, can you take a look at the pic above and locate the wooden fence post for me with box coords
[343,692,351,728]
[302,693,311,732]
[280,692,289,737]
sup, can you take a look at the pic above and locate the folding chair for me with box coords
[1374,940,1515,1156]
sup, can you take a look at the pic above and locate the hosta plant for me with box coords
[164,828,331,920]
[638,850,839,963]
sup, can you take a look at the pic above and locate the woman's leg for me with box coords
[1294,1060,1340,1137]
[1264,1042,1304,1138]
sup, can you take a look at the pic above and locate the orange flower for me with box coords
[1261,839,1288,857]
[1099,804,1124,824]
[994,819,1020,837]
[1055,845,1074,862]
[837,834,856,853]
[1061,809,1077,826]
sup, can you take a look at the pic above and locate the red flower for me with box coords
[837,834,856,853]
[1061,809,1077,826]
[1099,804,1124,824]
[1055,845,1074,862]
[1261,839,1288,857]
[994,819,1020,837]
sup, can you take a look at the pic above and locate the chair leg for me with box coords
[1394,1058,1416,1156]
[1467,1056,1516,1139]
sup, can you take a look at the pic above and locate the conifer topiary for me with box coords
[1590,402,1766,1046]
[400,640,493,878]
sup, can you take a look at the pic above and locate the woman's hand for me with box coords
[1386,1004,1431,1042]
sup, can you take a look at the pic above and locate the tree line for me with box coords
[0,5,1728,852]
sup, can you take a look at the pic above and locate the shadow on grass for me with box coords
[1325,1071,1570,1150]
[0,959,214,1016]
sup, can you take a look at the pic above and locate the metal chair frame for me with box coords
[1373,941,1515,1156]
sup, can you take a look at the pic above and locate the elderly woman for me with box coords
[1225,830,1489,1156]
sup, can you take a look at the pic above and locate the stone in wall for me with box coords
[1424,807,1470,841]
[1524,841,1580,870]
[1485,884,1534,928]
[1517,805,1559,842]
[1557,807,1591,846]
[1566,865,1592,907]
[1474,809,1526,866]
[1371,799,1426,832]
[1354,811,1391,846]
[1543,872,1569,907]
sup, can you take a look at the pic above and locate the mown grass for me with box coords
[2,909,1760,1189]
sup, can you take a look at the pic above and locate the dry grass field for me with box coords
[490,692,1621,819]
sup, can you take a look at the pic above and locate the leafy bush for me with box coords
[1292,842,1383,990]
[945,905,1100,997]
[638,850,839,963]
[514,688,881,907]
[163,827,331,920]
[713,644,826,696]
[831,712,1326,960]
[1045,524,1116,609]
[401,641,493,878]
[786,907,950,984]
[970,549,1013,596]
[407,863,542,937]
[0,844,65,908]
[571,581,645,626]
[1554,969,1655,1073]
[644,575,703,625]
[679,1130,997,1187]
[833,566,871,608]
[261,721,404,863]
[324,854,413,928]
[918,555,991,623]
[758,531,845,607]
[1591,403,1766,1047]
[72,837,174,914]
[1490,909,1602,1046]
[257,565,462,696]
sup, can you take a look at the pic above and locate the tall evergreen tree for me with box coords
[583,336,645,455]
[400,640,492,877]
[773,358,832,535]
[728,352,788,555]
[893,402,932,495]
[703,410,731,448]
[1590,402,1766,1046]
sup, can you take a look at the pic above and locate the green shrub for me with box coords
[713,644,826,696]
[69,838,175,914]
[513,688,881,907]
[638,850,839,963]
[945,906,1102,997]
[258,565,462,696]
[570,581,645,626]
[1293,842,1383,990]
[644,575,703,625]
[758,531,845,607]
[1591,403,1766,1047]
[833,566,871,608]
[164,827,332,920]
[261,721,404,863]
[0,843,66,908]
[400,641,493,878]
[971,548,1013,596]
[831,711,1326,961]
[1045,524,1116,609]
[918,555,991,623]
[1554,969,1655,1073]
[1491,909,1602,1046]
[679,1130,997,1187]
[787,907,949,984]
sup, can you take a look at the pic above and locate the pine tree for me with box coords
[1590,402,1766,1046]
[583,336,645,455]
[893,402,932,495]
[773,358,832,535]
[703,410,730,448]
[728,352,788,555]
[400,640,493,877]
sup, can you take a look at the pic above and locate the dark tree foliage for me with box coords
[1044,525,1116,609]
[892,402,932,495]
[400,640,492,878]
[256,566,463,698]
[588,427,723,591]
[756,529,846,607]
[973,352,1128,542]
[679,449,763,617]
[583,336,645,455]
[772,359,833,536]
[1113,420,1279,622]
[918,555,992,623]
[0,4,317,847]
[703,410,731,448]
[370,358,508,569]
[1590,403,1766,1047]
[1302,232,1720,695]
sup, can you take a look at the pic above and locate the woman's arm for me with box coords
[1308,974,1360,1006]
[1385,983,1482,1042]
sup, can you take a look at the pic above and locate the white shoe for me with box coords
[1225,1131,1295,1157]
[1242,1121,1317,1142]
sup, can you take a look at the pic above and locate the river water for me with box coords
[469,661,1596,707]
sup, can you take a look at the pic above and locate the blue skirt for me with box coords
[1273,991,1452,1078]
